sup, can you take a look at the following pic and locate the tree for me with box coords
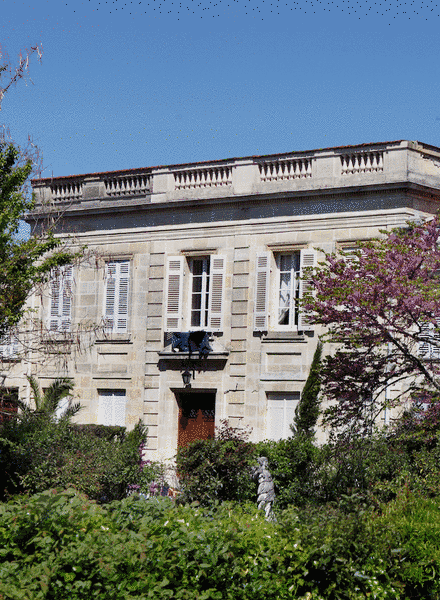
[0,45,86,361]
[22,374,81,421]
[303,216,440,436]
[293,341,322,437]
[0,143,74,341]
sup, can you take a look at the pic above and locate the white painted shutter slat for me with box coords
[254,252,270,331]
[208,255,225,332]
[165,257,184,332]
[298,249,317,331]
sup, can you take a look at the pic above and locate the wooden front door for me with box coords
[177,393,215,449]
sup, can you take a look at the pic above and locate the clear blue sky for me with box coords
[2,0,440,178]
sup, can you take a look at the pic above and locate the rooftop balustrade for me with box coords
[31,141,440,210]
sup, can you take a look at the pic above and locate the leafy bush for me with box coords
[0,415,163,502]
[255,434,324,509]
[175,420,257,505]
[3,488,440,599]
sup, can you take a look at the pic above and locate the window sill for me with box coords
[158,350,229,360]
[261,331,306,343]
[95,333,132,344]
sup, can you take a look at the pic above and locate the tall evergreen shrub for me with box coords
[293,341,322,437]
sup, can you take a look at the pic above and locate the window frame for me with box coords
[188,256,211,330]
[253,248,317,332]
[274,252,301,330]
[165,254,225,333]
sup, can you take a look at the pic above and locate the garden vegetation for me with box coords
[2,48,440,599]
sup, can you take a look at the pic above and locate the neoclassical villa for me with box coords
[3,140,440,461]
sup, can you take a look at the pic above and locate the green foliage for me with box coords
[0,143,75,339]
[3,489,440,599]
[13,375,82,422]
[0,414,162,503]
[256,435,324,509]
[294,341,322,437]
[175,420,257,505]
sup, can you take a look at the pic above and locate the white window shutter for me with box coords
[267,398,284,441]
[104,261,130,333]
[298,249,317,331]
[112,392,127,426]
[165,257,184,332]
[208,255,225,332]
[49,266,73,332]
[104,263,116,332]
[98,393,113,426]
[60,266,73,331]
[254,252,270,331]
[419,318,440,359]
[266,392,300,440]
[98,391,126,426]
[116,261,130,333]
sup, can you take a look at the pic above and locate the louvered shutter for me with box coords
[208,255,225,332]
[104,261,130,333]
[116,261,130,333]
[60,266,73,331]
[98,391,126,426]
[254,252,270,331]
[433,318,440,358]
[104,263,116,332]
[419,318,440,359]
[165,257,184,332]
[267,393,300,440]
[49,266,73,332]
[298,249,317,331]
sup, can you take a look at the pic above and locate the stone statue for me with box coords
[252,456,275,520]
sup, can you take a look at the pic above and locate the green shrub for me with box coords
[0,415,163,503]
[293,341,322,437]
[5,489,440,599]
[175,420,257,505]
[255,434,323,509]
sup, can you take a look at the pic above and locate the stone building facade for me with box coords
[4,139,440,462]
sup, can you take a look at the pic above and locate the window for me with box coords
[190,257,210,328]
[103,260,130,333]
[48,266,73,332]
[165,255,225,332]
[276,253,301,327]
[0,334,19,360]
[254,249,317,332]
[266,392,300,440]
[98,390,126,426]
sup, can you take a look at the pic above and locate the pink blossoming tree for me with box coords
[303,216,440,437]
